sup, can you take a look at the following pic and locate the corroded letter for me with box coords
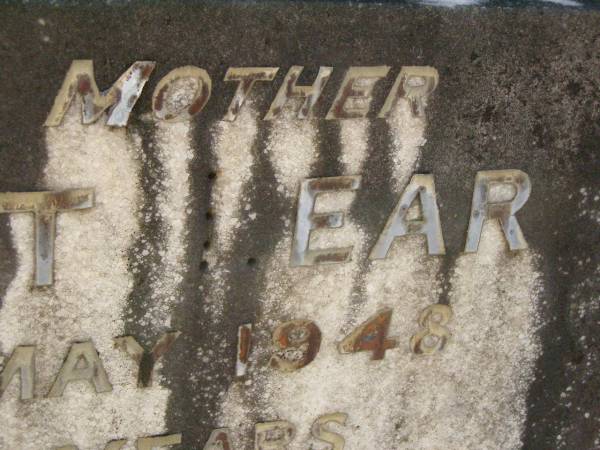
[48,341,112,397]
[370,174,445,258]
[311,413,348,450]
[264,66,333,120]
[137,434,182,450]
[326,66,390,119]
[235,323,252,378]
[203,428,234,450]
[255,421,295,450]
[0,189,94,286]
[0,345,35,400]
[464,169,531,252]
[153,66,212,122]
[224,67,279,121]
[378,66,439,118]
[114,331,181,387]
[44,60,155,127]
[291,176,361,266]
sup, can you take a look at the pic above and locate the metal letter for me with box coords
[235,324,252,378]
[56,440,127,450]
[114,331,181,387]
[326,66,390,119]
[153,66,212,122]
[0,189,95,286]
[48,341,112,397]
[264,66,333,120]
[378,66,439,118]
[311,413,348,450]
[0,345,35,400]
[291,176,361,266]
[136,434,182,450]
[254,421,295,450]
[44,60,155,127]
[203,428,234,450]
[224,68,279,121]
[370,174,445,258]
[464,169,531,252]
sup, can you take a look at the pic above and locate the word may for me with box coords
[0,169,531,287]
[54,413,349,450]
[44,61,439,126]
[0,334,181,401]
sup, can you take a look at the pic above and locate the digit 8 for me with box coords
[270,319,322,372]
[410,304,452,355]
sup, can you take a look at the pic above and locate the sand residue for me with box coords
[0,107,169,450]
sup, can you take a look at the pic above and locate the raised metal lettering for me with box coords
[370,174,445,258]
[235,324,252,378]
[465,169,531,252]
[410,304,453,355]
[56,440,127,450]
[0,345,35,400]
[326,66,390,119]
[224,67,279,121]
[44,60,155,127]
[114,331,181,388]
[254,421,295,450]
[203,428,234,450]
[48,341,112,397]
[291,176,361,266]
[264,66,332,120]
[0,189,94,286]
[153,66,212,121]
[379,66,439,118]
[311,413,348,450]
[136,434,182,450]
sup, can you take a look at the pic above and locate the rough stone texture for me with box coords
[0,2,599,449]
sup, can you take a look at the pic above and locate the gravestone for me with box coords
[0,1,599,449]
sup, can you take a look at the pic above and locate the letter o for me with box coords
[152,66,212,122]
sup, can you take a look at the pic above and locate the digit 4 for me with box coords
[338,308,398,360]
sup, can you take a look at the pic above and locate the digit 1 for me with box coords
[338,308,398,360]
[236,323,252,378]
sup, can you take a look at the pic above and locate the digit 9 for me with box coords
[270,319,322,372]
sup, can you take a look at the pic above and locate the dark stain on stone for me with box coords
[122,118,167,349]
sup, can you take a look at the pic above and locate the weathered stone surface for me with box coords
[0,2,599,449]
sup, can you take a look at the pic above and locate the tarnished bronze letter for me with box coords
[264,66,333,120]
[311,413,348,450]
[114,331,181,388]
[326,66,390,119]
[379,66,438,118]
[48,341,112,397]
[0,189,94,286]
[0,345,35,400]
[153,66,212,122]
[291,176,361,266]
[224,67,279,121]
[464,169,531,252]
[370,174,445,258]
[255,421,295,450]
[137,434,182,450]
[44,60,155,127]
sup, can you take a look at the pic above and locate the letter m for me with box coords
[44,60,155,127]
